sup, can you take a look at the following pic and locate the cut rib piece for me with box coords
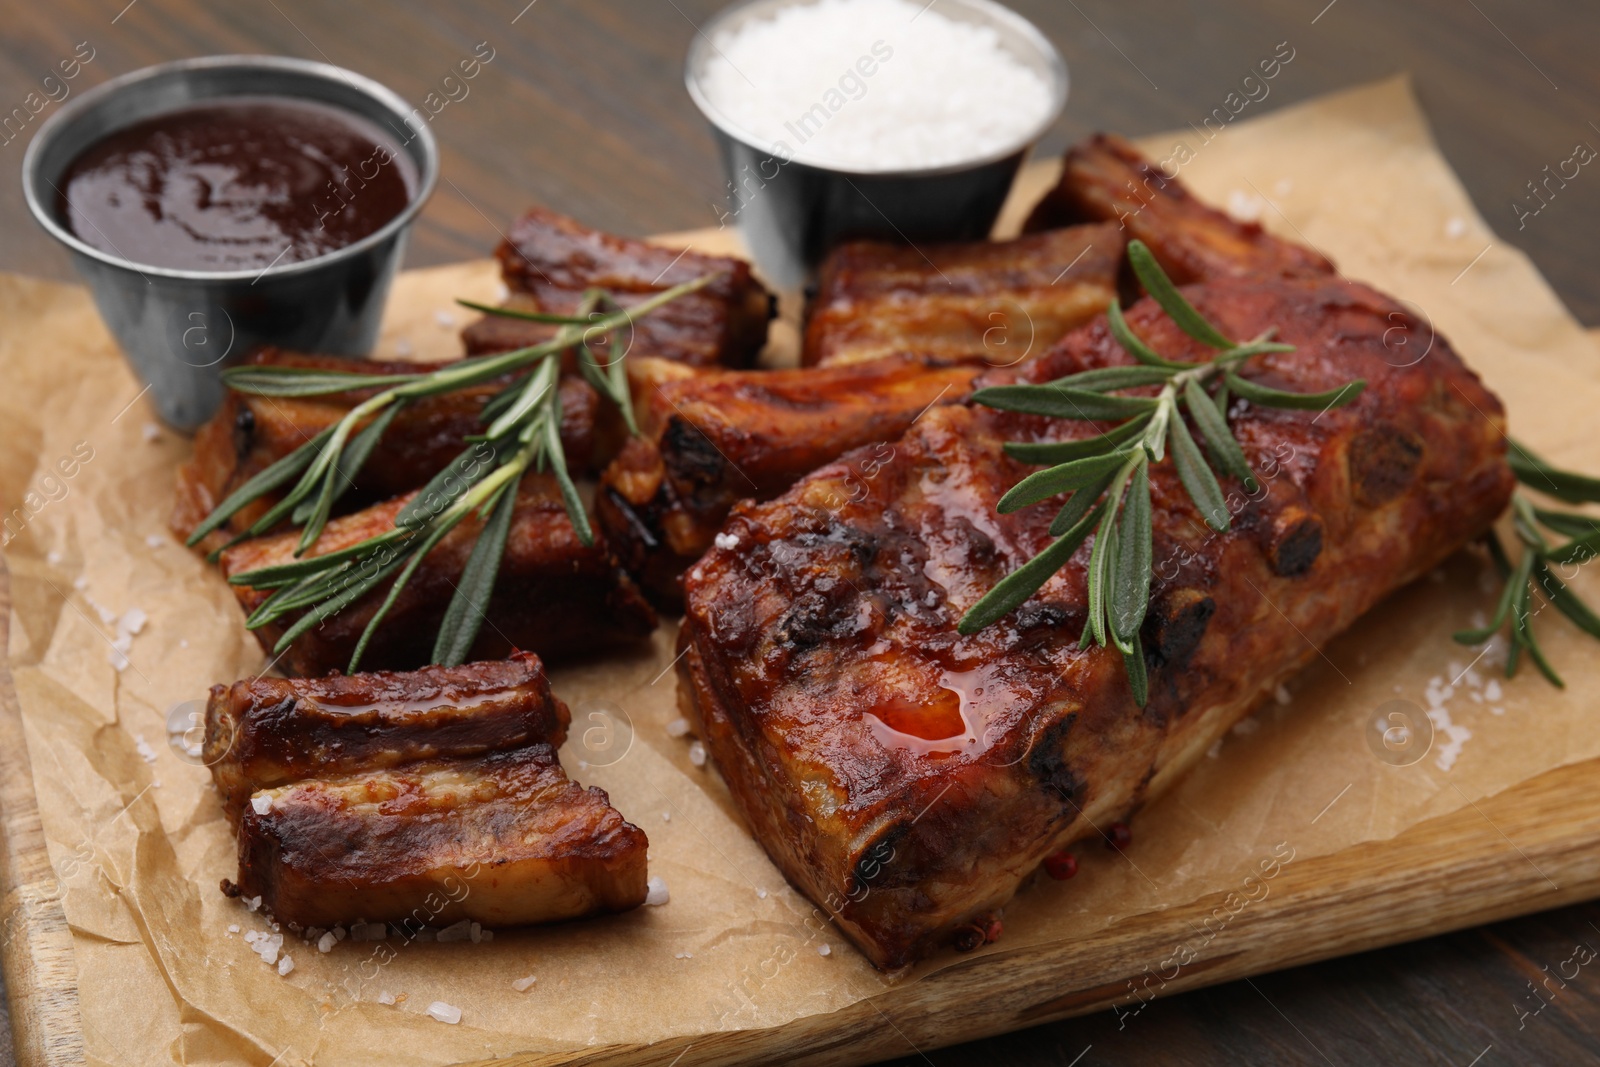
[463,206,775,368]
[221,480,656,676]
[205,651,569,824]
[801,223,1123,367]
[597,354,980,606]
[1024,133,1334,284]
[171,347,602,551]
[678,274,1512,968]
[232,745,648,928]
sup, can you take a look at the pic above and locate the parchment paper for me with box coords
[3,76,1599,1066]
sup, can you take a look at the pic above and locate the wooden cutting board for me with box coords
[4,80,1600,1067]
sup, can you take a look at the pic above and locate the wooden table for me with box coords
[3,1,1598,1064]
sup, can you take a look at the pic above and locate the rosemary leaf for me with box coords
[1533,507,1600,540]
[185,426,336,547]
[291,403,403,526]
[220,366,423,398]
[972,383,1161,422]
[1533,561,1600,641]
[455,298,593,325]
[1183,377,1257,490]
[1127,240,1233,349]
[1452,549,1521,644]
[1508,440,1600,504]
[1168,413,1229,531]
[956,502,1104,635]
[1222,370,1367,411]
[1050,365,1175,392]
[396,438,508,529]
[1544,532,1600,566]
[1050,470,1116,536]
[1004,417,1150,465]
[998,450,1132,514]
[432,483,520,667]
[543,395,593,546]
[229,527,410,588]
[266,547,412,650]
[348,513,468,672]
[1123,633,1149,707]
[1110,459,1152,652]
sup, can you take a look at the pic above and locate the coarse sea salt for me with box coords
[428,1001,462,1024]
[699,0,1054,172]
[645,877,671,906]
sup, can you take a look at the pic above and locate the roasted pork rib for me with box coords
[1024,133,1333,284]
[463,206,774,367]
[802,223,1123,367]
[597,355,980,605]
[232,744,648,928]
[171,348,605,550]
[221,480,655,676]
[677,273,1513,968]
[205,652,569,823]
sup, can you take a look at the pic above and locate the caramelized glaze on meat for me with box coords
[802,224,1123,367]
[678,274,1512,968]
[462,206,774,367]
[171,347,600,550]
[206,652,569,823]
[1024,133,1334,284]
[597,355,980,605]
[221,480,655,676]
[234,745,648,928]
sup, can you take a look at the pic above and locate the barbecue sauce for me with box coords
[57,95,416,272]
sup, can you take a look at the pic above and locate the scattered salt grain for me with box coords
[470,922,483,943]
[1484,679,1502,702]
[1273,684,1292,706]
[1231,717,1259,736]
[317,931,336,953]
[714,532,740,550]
[145,534,164,548]
[394,338,414,357]
[135,734,158,763]
[1205,738,1223,760]
[47,550,62,565]
[434,310,457,328]
[377,990,396,1006]
[251,795,273,816]
[1226,189,1264,222]
[1445,216,1468,239]
[142,422,161,443]
[1273,178,1293,196]
[661,812,671,822]
[228,924,240,934]
[645,877,671,906]
[437,919,473,943]
[72,575,88,591]
[675,951,693,959]
[179,638,189,649]
[333,925,347,941]
[120,607,148,635]
[817,944,832,957]
[699,0,1055,172]
[427,1001,462,1024]
[688,740,708,767]
[666,717,692,738]
[278,955,294,976]
[757,889,767,899]
[481,929,493,941]
[245,895,262,913]
[512,975,537,993]
[252,932,283,965]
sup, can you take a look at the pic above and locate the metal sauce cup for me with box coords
[685,0,1068,290]
[22,55,439,431]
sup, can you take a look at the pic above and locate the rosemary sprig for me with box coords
[189,274,716,669]
[1453,442,1600,687]
[958,240,1366,705]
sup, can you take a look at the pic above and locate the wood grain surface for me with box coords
[2,2,1599,1065]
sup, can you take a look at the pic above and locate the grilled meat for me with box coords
[221,480,656,676]
[171,347,602,551]
[678,273,1513,968]
[232,745,648,928]
[463,206,775,367]
[801,223,1123,367]
[1023,133,1334,284]
[598,355,980,606]
[205,651,568,824]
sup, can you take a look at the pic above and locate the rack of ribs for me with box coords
[462,206,775,368]
[205,651,568,823]
[1024,132,1334,284]
[676,272,1513,968]
[171,348,605,551]
[801,223,1124,367]
[221,480,655,676]
[597,355,981,606]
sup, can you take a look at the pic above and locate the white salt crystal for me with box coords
[757,889,767,899]
[333,926,346,941]
[47,550,62,565]
[427,1001,462,1024]
[1206,738,1223,760]
[661,812,671,822]
[817,944,831,957]
[72,575,88,590]
[437,919,474,943]
[135,734,158,763]
[317,931,336,953]
[142,422,161,442]
[1231,717,1259,736]
[665,717,692,738]
[1226,189,1264,222]
[394,338,414,357]
[470,922,483,943]
[688,740,708,767]
[1446,216,1467,239]
[481,929,493,941]
[714,532,740,550]
[228,924,240,934]
[251,795,273,816]
[645,877,671,906]
[434,310,457,328]
[512,975,537,992]
[699,0,1054,172]
[377,990,396,1005]
[1484,679,1502,702]
[145,534,164,548]
[119,607,148,635]
[1273,684,1291,706]
[278,955,294,976]
[245,896,262,913]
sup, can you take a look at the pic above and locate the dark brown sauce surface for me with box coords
[57,95,417,272]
